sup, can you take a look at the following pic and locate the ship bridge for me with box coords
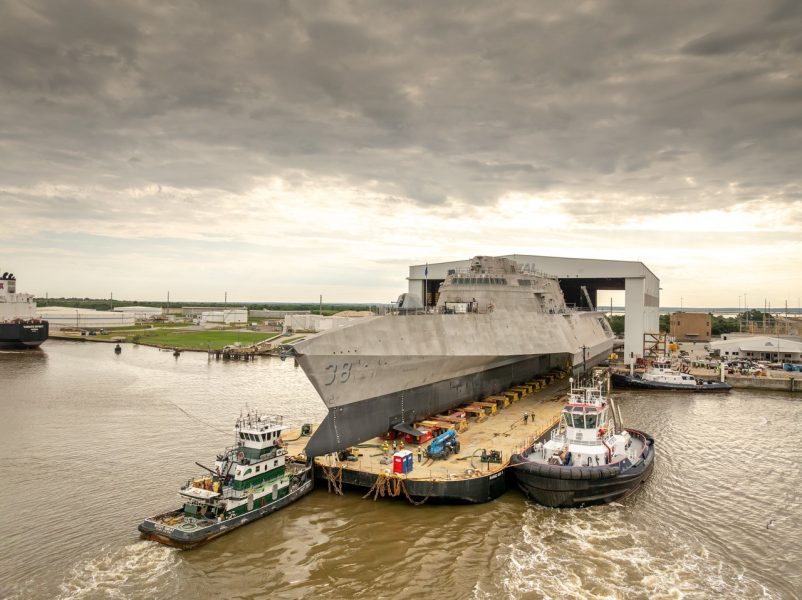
[407,254,659,366]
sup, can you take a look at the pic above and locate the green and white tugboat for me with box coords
[139,410,313,549]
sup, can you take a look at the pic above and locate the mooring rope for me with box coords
[162,398,230,436]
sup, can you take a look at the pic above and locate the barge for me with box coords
[306,370,572,504]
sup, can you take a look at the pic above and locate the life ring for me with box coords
[237,451,245,461]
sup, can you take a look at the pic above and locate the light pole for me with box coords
[744,292,748,331]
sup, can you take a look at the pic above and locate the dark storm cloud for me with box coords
[2,0,801,218]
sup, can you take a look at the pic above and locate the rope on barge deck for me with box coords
[321,463,343,496]
[362,472,432,506]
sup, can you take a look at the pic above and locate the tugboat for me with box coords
[139,411,313,549]
[509,370,654,508]
[611,358,731,392]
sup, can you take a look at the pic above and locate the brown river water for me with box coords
[1,340,800,599]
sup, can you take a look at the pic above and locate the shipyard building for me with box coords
[670,312,712,342]
[407,254,660,365]
[711,335,802,363]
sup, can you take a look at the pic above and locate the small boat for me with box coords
[611,359,731,391]
[509,371,654,508]
[139,411,313,549]
[114,344,122,354]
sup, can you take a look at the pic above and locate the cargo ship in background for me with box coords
[0,271,48,349]
[292,256,615,456]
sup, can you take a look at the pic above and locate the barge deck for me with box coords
[282,371,574,504]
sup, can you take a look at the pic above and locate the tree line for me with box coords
[607,310,772,336]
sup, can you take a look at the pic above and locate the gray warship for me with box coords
[293,256,615,457]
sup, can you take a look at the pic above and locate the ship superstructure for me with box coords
[293,256,615,456]
[0,271,48,349]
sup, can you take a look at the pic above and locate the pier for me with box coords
[207,347,259,361]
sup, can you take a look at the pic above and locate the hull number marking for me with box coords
[324,362,353,385]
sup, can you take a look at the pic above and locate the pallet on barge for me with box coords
[299,372,571,504]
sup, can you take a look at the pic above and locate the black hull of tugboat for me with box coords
[611,373,731,392]
[138,475,314,550]
[0,321,49,349]
[509,429,655,508]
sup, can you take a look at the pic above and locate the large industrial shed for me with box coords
[407,254,660,365]
[711,335,802,363]
[36,307,136,329]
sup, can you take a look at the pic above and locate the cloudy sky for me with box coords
[2,0,801,308]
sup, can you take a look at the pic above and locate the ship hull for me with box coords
[295,307,615,456]
[510,429,655,508]
[303,350,613,457]
[0,321,49,349]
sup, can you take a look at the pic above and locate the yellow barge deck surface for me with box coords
[284,375,571,485]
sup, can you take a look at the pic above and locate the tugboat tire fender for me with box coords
[530,462,620,480]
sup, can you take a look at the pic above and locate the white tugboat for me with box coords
[510,370,654,508]
[139,411,313,549]
[611,358,731,392]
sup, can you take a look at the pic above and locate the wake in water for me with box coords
[474,503,777,600]
[56,541,179,600]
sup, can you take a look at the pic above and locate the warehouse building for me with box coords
[284,311,373,334]
[199,308,248,326]
[113,305,163,320]
[37,307,136,329]
[710,335,802,363]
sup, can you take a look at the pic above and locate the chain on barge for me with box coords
[139,411,313,550]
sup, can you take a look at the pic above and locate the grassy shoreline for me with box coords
[52,328,283,351]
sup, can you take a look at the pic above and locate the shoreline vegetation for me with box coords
[38,297,384,351]
[35,297,387,317]
[52,326,285,351]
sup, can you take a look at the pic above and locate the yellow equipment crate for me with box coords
[484,395,509,409]
[503,390,521,402]
[462,405,489,422]
[473,401,498,415]
[525,380,542,391]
